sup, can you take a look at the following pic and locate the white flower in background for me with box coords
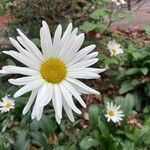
[111,0,126,5]
[119,0,127,4]
[107,40,124,56]
[0,95,15,113]
[0,21,105,124]
[105,102,124,123]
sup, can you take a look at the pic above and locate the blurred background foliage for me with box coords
[0,0,150,150]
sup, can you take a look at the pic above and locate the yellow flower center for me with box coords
[112,48,116,55]
[40,58,67,83]
[5,101,11,109]
[108,110,115,116]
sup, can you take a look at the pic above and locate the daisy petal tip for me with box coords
[0,70,5,74]
[69,22,73,27]
[95,91,100,95]
[22,109,27,115]
[2,51,7,54]
[83,104,87,108]
[42,20,46,25]
[36,117,41,121]
[77,110,82,115]
[9,37,13,41]
[92,44,96,48]
[71,118,75,122]
[8,79,13,83]
[14,93,19,98]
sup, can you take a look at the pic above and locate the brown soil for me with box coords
[0,14,11,29]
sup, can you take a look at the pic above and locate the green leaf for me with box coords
[144,25,150,37]
[89,104,101,129]
[31,131,49,149]
[79,22,96,32]
[119,79,140,94]
[143,106,150,113]
[90,9,108,19]
[80,136,99,150]
[144,82,150,97]
[98,116,110,139]
[0,134,5,150]
[15,130,30,150]
[124,93,135,115]
[125,68,139,76]
[140,67,149,75]
[115,94,134,115]
[38,115,56,137]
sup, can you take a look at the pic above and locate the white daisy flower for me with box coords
[107,40,124,56]
[105,102,124,123]
[0,21,105,124]
[111,0,126,5]
[0,95,15,113]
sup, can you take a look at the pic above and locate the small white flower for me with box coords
[111,0,126,5]
[0,21,105,124]
[105,102,124,123]
[107,40,124,56]
[119,0,127,4]
[0,95,15,113]
[111,0,120,5]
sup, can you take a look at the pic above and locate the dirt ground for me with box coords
[112,0,150,28]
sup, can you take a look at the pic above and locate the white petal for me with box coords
[67,44,96,66]
[9,37,27,54]
[52,25,62,57]
[23,89,38,114]
[67,58,98,69]
[40,21,53,58]
[0,69,8,74]
[59,83,81,114]
[82,52,98,60]
[66,77,100,95]
[55,114,61,124]
[61,23,73,46]
[52,84,62,118]
[62,80,86,108]
[14,79,43,97]
[31,104,36,120]
[63,33,85,63]
[3,50,39,70]
[62,98,75,122]
[68,68,106,74]
[58,34,77,59]
[36,106,44,121]
[2,66,38,75]
[71,27,78,35]
[17,29,43,60]
[9,75,40,85]
[39,83,53,107]
[67,71,100,79]
[9,37,41,65]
